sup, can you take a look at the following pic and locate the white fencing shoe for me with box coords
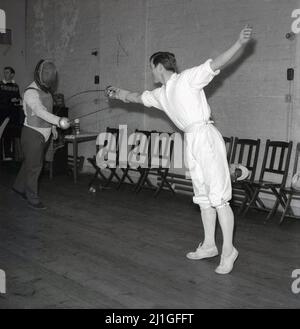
[186,243,218,260]
[215,247,239,274]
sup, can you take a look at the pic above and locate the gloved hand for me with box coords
[105,86,130,103]
[59,117,71,130]
[116,88,130,103]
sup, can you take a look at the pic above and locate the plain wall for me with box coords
[0,0,27,91]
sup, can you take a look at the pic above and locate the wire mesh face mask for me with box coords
[34,60,58,94]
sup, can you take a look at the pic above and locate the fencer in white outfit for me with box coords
[141,59,232,209]
[108,26,253,274]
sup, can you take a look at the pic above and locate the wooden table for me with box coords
[64,131,98,183]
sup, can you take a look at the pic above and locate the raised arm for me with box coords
[210,25,253,72]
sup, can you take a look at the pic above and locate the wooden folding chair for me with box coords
[136,131,175,196]
[223,136,234,162]
[242,139,293,221]
[117,129,153,191]
[278,142,300,224]
[230,138,261,212]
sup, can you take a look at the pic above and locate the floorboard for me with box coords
[0,163,299,308]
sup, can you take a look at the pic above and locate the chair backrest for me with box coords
[291,142,300,176]
[259,139,293,186]
[223,136,234,162]
[0,118,10,140]
[150,131,175,169]
[230,138,261,182]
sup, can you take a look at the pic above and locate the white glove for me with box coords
[105,86,130,103]
[116,88,130,103]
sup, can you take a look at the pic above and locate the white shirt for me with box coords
[23,82,58,142]
[141,59,220,131]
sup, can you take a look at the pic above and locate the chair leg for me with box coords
[154,171,175,197]
[279,194,293,225]
[133,170,145,192]
[121,168,134,184]
[242,188,259,217]
[255,196,267,209]
[116,169,129,190]
[265,187,283,222]
[136,169,155,193]
[113,170,121,183]
[281,192,288,203]
[104,171,115,187]
[238,183,252,214]
[145,177,154,188]
[162,179,176,195]
[238,195,248,215]
[88,169,100,188]
[135,171,149,193]
[103,168,120,187]
[154,174,165,197]
[87,157,108,187]
[246,183,266,209]
[280,190,295,217]
[265,198,280,222]
[275,190,286,210]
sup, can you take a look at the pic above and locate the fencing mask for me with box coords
[34,60,58,94]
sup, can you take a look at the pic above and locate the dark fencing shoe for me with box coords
[28,202,47,210]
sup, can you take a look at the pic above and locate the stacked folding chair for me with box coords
[136,131,176,197]
[117,129,153,192]
[88,127,134,190]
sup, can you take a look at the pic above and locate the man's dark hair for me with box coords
[4,66,15,75]
[150,52,178,73]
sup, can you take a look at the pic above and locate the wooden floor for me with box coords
[0,163,300,309]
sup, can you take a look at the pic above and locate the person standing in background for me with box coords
[0,66,22,160]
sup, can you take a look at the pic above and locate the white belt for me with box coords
[183,120,214,133]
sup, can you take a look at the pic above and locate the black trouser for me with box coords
[13,126,47,204]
